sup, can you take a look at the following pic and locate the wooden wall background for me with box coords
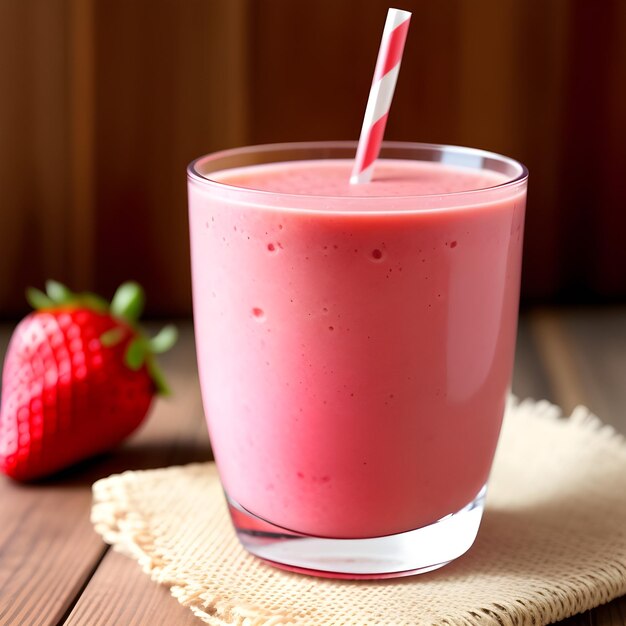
[1,0,625,317]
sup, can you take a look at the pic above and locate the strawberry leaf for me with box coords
[146,356,171,395]
[80,292,109,313]
[45,280,73,304]
[26,287,55,310]
[149,325,178,354]
[125,337,146,370]
[100,327,125,347]
[111,282,145,323]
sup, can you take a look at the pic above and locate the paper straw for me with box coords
[350,8,412,185]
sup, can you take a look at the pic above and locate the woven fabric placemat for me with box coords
[92,398,626,626]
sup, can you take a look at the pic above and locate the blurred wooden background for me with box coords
[1,0,625,317]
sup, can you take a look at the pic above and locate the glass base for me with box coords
[226,485,486,579]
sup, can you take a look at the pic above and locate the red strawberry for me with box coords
[0,281,177,481]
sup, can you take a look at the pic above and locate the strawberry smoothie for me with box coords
[188,146,526,540]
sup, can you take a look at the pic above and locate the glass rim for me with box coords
[187,140,528,210]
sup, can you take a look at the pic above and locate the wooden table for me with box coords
[0,310,625,626]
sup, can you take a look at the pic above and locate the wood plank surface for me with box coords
[1,312,625,625]
[559,308,626,430]
[512,314,553,403]
[64,550,203,626]
[0,481,104,626]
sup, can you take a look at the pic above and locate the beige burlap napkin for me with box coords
[92,398,626,626]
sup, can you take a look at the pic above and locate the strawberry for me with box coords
[0,281,177,481]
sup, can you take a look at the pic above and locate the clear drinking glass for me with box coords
[187,141,528,578]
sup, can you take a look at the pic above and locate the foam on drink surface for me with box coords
[210,159,509,198]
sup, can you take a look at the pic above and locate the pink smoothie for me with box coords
[188,158,526,539]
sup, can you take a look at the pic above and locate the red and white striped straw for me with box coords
[350,8,412,185]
